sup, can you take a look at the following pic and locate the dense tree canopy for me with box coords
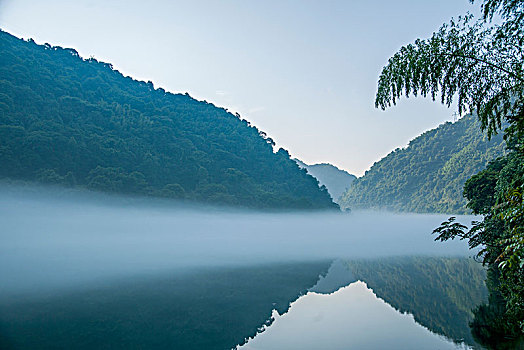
[0,30,337,210]
[376,0,524,347]
[339,114,505,214]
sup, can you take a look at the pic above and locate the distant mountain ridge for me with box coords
[0,30,337,210]
[295,159,356,202]
[339,114,506,214]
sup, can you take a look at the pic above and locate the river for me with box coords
[0,186,485,349]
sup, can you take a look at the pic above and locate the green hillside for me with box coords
[0,30,337,210]
[339,114,506,214]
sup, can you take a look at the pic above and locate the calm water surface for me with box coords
[238,281,472,350]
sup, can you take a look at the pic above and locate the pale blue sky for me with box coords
[0,0,478,175]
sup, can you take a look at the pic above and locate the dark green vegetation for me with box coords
[0,30,336,210]
[345,257,487,347]
[0,262,330,350]
[436,154,524,349]
[375,0,524,347]
[295,159,356,203]
[339,114,505,214]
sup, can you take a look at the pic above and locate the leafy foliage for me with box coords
[432,145,524,349]
[339,114,505,214]
[374,0,524,346]
[0,30,337,210]
[375,13,523,138]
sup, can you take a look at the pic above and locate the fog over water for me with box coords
[0,185,476,298]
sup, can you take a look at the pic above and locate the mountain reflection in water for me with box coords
[0,258,486,350]
[0,263,329,350]
[238,281,470,350]
[238,257,486,350]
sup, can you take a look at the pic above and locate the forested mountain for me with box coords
[295,159,356,203]
[339,114,506,214]
[0,30,337,210]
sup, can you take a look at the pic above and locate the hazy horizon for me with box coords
[0,0,480,176]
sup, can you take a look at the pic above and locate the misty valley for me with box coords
[0,188,485,349]
[1,0,524,347]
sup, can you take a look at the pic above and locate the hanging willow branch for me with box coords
[375,15,524,138]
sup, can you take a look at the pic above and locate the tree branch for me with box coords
[441,52,524,83]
